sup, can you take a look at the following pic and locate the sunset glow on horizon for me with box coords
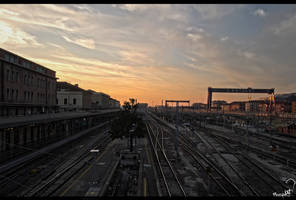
[1,4,296,106]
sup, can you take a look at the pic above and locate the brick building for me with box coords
[0,48,57,116]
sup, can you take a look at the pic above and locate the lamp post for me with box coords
[129,123,136,152]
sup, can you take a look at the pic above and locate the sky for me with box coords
[1,4,296,106]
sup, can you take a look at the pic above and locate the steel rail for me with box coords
[205,130,289,191]
[23,133,111,196]
[176,132,244,196]
[190,129,260,196]
[148,123,186,196]
[148,113,244,196]
[203,128,296,169]
[145,123,171,196]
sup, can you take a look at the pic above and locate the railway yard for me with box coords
[1,108,296,196]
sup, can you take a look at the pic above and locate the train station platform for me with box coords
[0,109,120,129]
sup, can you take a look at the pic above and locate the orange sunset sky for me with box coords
[1,4,296,106]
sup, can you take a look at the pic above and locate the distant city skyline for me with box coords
[1,4,296,106]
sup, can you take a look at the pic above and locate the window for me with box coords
[56,99,58,104]
[9,55,14,63]
[16,72,18,82]
[16,90,18,100]
[64,98,67,105]
[6,70,9,81]
[24,91,26,101]
[11,71,14,81]
[6,88,9,99]
[11,89,14,100]
[73,98,76,105]
[31,92,33,102]
[24,74,26,84]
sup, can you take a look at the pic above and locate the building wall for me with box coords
[90,93,119,109]
[109,98,120,108]
[101,93,110,108]
[57,91,92,110]
[245,101,268,112]
[222,104,231,111]
[91,93,103,107]
[0,48,57,116]
[230,103,244,111]
[57,91,83,109]
[82,91,92,109]
[292,101,296,113]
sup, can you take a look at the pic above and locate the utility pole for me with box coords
[269,93,275,149]
[165,100,190,159]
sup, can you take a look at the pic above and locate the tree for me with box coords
[109,98,144,151]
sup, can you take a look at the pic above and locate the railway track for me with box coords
[149,111,296,196]
[201,127,296,169]
[214,124,296,153]
[191,127,291,196]
[22,131,111,196]
[207,132,293,195]
[0,123,110,196]
[147,112,243,196]
[176,131,244,196]
[186,128,260,196]
[145,121,186,197]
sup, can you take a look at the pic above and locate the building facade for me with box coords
[192,103,207,110]
[221,104,231,112]
[88,90,111,109]
[109,98,120,108]
[229,101,245,112]
[245,100,269,112]
[292,101,296,113]
[275,101,290,113]
[57,82,92,111]
[0,48,57,116]
[212,100,227,111]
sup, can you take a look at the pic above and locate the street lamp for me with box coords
[129,123,136,152]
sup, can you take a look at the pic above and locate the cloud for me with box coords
[186,26,204,33]
[0,8,19,16]
[192,5,244,20]
[187,33,203,41]
[116,4,171,12]
[63,35,95,49]
[242,51,255,59]
[220,36,229,41]
[0,4,296,103]
[253,9,266,17]
[0,20,42,47]
[273,14,296,35]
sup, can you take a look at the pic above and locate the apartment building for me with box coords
[0,48,57,116]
